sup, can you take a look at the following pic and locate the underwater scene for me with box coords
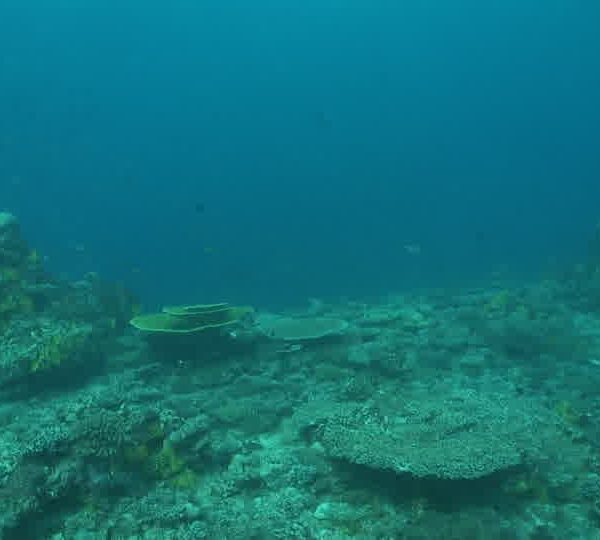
[2,1,600,539]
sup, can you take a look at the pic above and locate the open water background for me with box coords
[1,1,599,308]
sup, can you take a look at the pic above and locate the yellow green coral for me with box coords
[28,325,89,373]
[503,471,549,502]
[554,400,582,426]
[0,291,33,319]
[121,422,199,489]
[130,303,253,334]
[150,443,187,479]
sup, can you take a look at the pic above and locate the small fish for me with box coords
[403,244,421,256]
[194,202,205,214]
[315,110,330,129]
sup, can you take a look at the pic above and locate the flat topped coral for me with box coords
[130,303,253,334]
[162,303,229,316]
[256,315,349,341]
[296,379,553,480]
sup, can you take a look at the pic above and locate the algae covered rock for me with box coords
[0,212,137,394]
[0,211,22,266]
[0,212,49,326]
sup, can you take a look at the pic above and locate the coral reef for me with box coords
[4,211,600,538]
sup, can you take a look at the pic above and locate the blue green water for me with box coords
[1,1,599,308]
